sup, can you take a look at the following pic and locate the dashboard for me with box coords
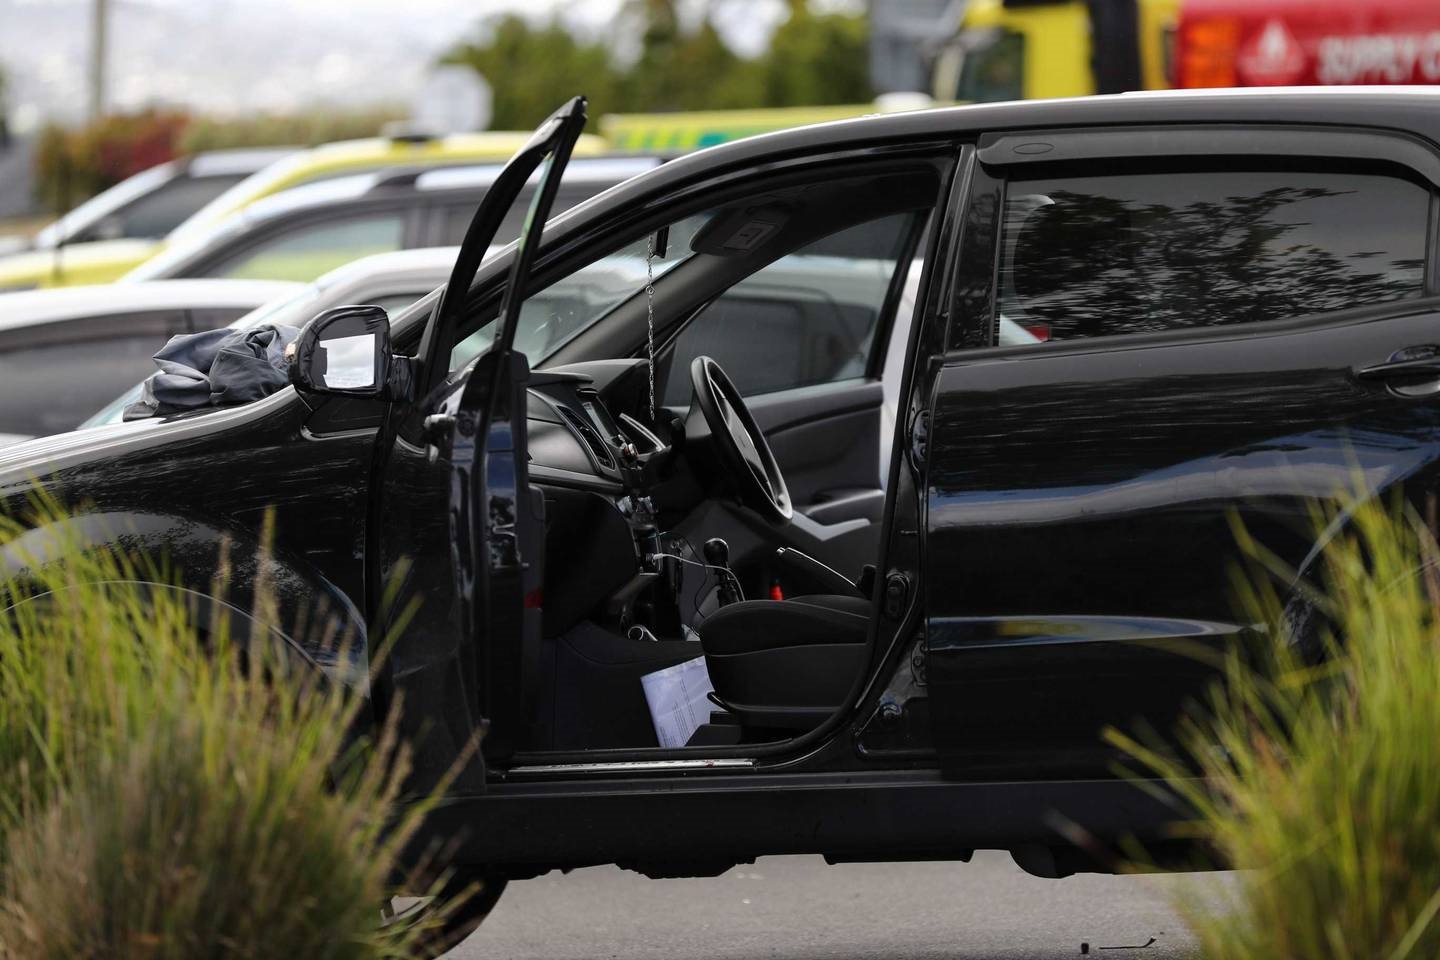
[525,359,668,495]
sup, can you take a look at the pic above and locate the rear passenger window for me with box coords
[438,187,599,249]
[213,213,405,282]
[997,166,1430,344]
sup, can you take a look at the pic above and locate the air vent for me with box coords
[558,407,615,469]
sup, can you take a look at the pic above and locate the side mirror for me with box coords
[289,305,393,398]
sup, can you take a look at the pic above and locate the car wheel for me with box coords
[383,869,508,957]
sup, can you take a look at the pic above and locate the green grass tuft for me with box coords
[1111,495,1440,959]
[0,496,462,958]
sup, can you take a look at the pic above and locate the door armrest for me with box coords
[803,488,885,526]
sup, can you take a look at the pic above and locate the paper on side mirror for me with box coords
[641,656,716,748]
[319,333,376,389]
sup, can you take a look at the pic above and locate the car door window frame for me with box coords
[650,206,934,406]
[530,149,963,373]
[945,124,1440,360]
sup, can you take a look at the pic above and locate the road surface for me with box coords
[448,850,1234,959]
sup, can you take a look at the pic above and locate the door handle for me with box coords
[1356,356,1440,381]
[1355,346,1440,397]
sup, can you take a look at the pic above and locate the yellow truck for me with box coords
[931,0,1178,102]
[0,131,607,292]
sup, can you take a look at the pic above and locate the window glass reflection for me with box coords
[998,168,1429,344]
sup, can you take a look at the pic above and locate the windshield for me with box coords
[449,211,710,371]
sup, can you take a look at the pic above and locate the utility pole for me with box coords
[89,0,108,121]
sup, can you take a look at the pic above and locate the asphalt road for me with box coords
[447,851,1235,960]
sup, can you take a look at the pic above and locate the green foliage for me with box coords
[445,16,622,131]
[0,501,461,958]
[1111,497,1440,959]
[443,1,871,128]
[620,13,763,112]
[760,3,871,107]
[33,109,189,213]
[32,106,402,213]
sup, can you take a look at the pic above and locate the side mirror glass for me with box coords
[289,304,392,398]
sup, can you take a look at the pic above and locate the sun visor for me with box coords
[690,203,793,257]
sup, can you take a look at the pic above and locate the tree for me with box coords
[760,0,872,107]
[441,1,873,128]
[623,17,763,113]
[444,15,621,129]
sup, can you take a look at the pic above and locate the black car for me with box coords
[5,89,1440,944]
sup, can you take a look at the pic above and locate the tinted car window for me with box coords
[211,213,406,282]
[0,332,169,436]
[81,173,249,241]
[660,212,912,402]
[438,185,604,249]
[996,167,1429,344]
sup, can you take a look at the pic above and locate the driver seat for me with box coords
[699,592,871,732]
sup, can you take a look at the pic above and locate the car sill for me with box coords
[503,758,755,778]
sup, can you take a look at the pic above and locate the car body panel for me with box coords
[0,239,163,292]
[922,109,1440,774]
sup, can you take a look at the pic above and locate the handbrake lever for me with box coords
[774,547,866,599]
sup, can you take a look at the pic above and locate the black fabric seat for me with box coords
[699,594,872,731]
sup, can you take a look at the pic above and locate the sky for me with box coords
[0,0,817,129]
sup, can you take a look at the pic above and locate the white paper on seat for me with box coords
[641,656,716,748]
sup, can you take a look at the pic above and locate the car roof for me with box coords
[170,131,612,242]
[548,88,1440,257]
[235,154,666,227]
[653,87,1440,176]
[184,146,299,177]
[0,279,304,333]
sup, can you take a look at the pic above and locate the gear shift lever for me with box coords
[703,537,742,606]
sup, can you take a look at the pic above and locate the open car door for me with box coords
[371,98,588,791]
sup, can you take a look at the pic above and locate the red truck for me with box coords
[1178,0,1440,88]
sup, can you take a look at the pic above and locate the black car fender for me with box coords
[0,508,371,694]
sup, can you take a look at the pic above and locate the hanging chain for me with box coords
[644,233,657,422]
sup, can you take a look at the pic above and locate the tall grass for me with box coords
[1112,497,1440,959]
[0,501,462,958]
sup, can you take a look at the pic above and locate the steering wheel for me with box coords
[689,355,792,524]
